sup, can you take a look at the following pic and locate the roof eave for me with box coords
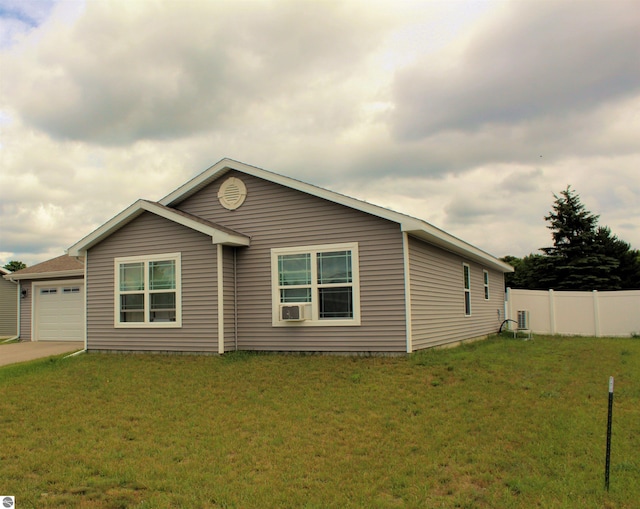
[404,226,514,273]
[67,199,250,256]
[160,158,510,271]
[6,269,85,281]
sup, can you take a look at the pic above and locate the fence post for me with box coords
[605,376,614,490]
[549,289,556,335]
[593,290,600,337]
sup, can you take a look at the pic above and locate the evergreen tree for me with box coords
[2,260,26,272]
[502,254,549,289]
[503,186,640,290]
[594,226,640,289]
[540,186,613,290]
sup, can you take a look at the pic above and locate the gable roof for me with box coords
[5,254,84,280]
[160,158,513,273]
[67,199,251,257]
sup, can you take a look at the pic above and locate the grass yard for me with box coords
[1,335,638,508]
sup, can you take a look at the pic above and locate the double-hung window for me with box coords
[272,243,360,326]
[115,253,181,327]
[463,263,471,316]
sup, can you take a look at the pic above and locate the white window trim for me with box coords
[271,242,361,327]
[114,252,182,328]
[463,263,472,316]
[483,269,490,300]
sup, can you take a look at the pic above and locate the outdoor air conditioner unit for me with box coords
[280,304,308,321]
[517,310,530,331]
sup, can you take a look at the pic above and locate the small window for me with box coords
[115,253,181,327]
[63,287,81,294]
[40,288,57,295]
[272,243,360,326]
[483,270,490,300]
[463,263,471,316]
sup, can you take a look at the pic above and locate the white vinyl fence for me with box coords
[505,289,640,337]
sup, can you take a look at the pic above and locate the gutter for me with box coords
[7,269,84,281]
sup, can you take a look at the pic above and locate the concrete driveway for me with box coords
[0,341,84,367]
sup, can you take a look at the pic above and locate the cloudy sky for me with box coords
[1,0,638,267]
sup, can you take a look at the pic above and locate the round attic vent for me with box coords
[218,177,247,210]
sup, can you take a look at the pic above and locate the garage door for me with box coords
[34,283,84,341]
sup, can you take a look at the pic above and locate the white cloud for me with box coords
[392,0,640,139]
[2,0,389,144]
[0,0,638,267]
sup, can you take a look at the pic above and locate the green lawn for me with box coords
[1,335,638,508]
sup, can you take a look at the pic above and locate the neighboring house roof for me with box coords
[67,158,512,272]
[67,199,251,257]
[5,254,84,280]
[1,267,18,284]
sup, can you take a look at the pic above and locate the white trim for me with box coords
[402,232,413,353]
[463,263,471,316]
[483,269,490,301]
[83,252,88,350]
[114,252,182,328]
[158,158,513,273]
[271,242,361,327]
[217,245,225,354]
[31,279,85,342]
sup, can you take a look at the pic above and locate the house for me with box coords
[0,267,18,337]
[4,255,85,342]
[55,158,510,353]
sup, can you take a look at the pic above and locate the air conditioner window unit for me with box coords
[280,304,308,321]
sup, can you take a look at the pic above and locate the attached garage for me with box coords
[4,254,85,343]
[33,281,84,341]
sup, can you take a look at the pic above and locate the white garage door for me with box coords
[34,283,84,341]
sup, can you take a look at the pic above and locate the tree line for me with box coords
[502,187,640,291]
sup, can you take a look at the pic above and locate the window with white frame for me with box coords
[483,270,490,300]
[463,263,471,316]
[115,253,181,327]
[272,243,360,326]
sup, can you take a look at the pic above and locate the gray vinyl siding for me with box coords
[19,282,33,341]
[0,277,18,336]
[409,236,505,350]
[86,212,219,352]
[177,171,407,352]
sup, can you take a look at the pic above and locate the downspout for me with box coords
[234,248,238,352]
[81,253,88,352]
[217,244,225,354]
[1,277,20,343]
[402,232,413,353]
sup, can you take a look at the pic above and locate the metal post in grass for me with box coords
[605,376,614,491]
